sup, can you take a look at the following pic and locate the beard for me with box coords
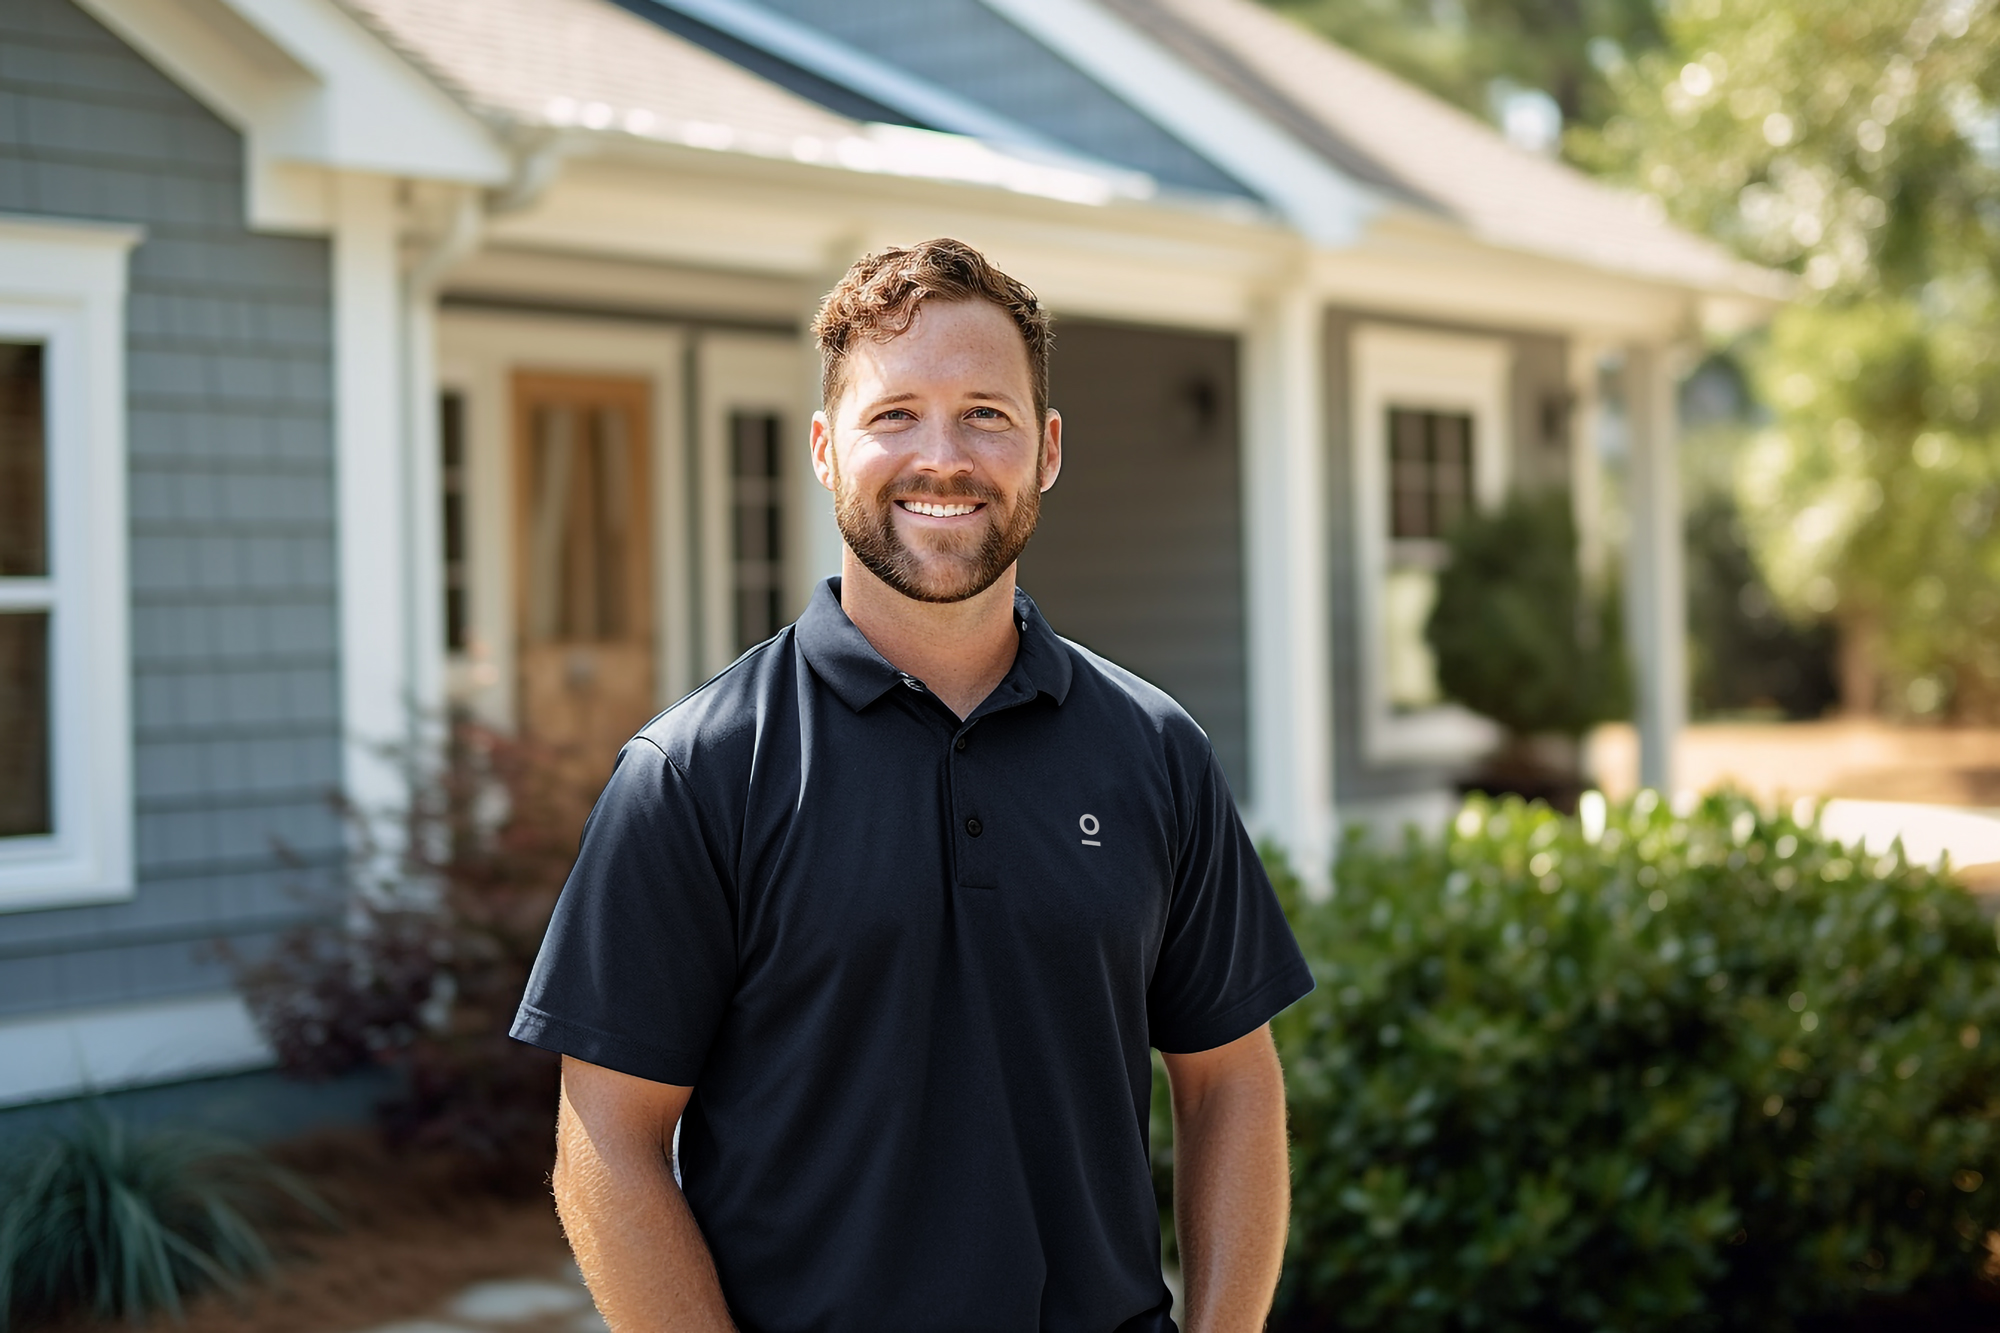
[831,453,1043,605]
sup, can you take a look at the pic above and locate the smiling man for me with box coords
[512,239,1313,1333]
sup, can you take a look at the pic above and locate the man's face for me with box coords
[812,299,1061,604]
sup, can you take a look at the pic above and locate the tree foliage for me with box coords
[1260,0,1664,133]
[1575,0,2000,718]
[1264,0,2000,719]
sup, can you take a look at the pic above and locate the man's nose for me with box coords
[904,418,975,474]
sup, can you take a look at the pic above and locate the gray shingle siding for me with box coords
[1018,319,1251,800]
[753,0,1255,200]
[0,0,341,1021]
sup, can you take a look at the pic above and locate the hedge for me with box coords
[1265,791,2000,1331]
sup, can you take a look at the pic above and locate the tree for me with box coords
[1574,0,2000,719]
[1260,0,1664,141]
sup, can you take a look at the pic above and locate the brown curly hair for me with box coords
[810,238,1053,426]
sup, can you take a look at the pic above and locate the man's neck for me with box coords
[838,553,1021,720]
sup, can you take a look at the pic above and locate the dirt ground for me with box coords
[39,1130,576,1333]
[1589,719,2000,809]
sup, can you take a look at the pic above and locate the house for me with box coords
[0,0,1777,1114]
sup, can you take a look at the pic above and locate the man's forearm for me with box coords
[1168,1032,1291,1333]
[555,1086,736,1332]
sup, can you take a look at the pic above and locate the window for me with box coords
[1382,408,1476,712]
[1389,408,1474,541]
[729,411,784,653]
[1351,325,1509,765]
[1,343,50,837]
[0,215,139,911]
[440,390,468,653]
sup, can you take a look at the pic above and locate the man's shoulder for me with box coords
[1055,635,1213,763]
[631,627,799,772]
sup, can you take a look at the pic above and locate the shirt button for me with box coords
[965,817,982,837]
[954,735,967,752]
[900,674,925,692]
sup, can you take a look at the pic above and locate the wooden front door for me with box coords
[513,372,654,775]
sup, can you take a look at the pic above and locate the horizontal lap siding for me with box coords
[0,0,341,1018]
[1019,319,1251,800]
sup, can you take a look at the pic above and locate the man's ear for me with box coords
[1039,409,1063,493]
[810,411,835,493]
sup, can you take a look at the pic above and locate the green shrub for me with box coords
[0,1110,331,1329]
[1426,488,1630,741]
[1272,792,2000,1331]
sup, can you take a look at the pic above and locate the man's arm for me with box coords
[1160,1024,1290,1333]
[554,1055,736,1332]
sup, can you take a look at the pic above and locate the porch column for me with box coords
[332,171,411,823]
[1242,281,1336,882]
[1620,344,1688,794]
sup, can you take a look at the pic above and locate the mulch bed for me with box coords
[36,1129,577,1333]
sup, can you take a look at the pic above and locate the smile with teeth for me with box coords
[898,500,983,518]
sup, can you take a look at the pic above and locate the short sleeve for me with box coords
[1146,746,1314,1054]
[510,738,737,1086]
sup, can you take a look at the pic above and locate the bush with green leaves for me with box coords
[1272,792,2000,1331]
[1426,487,1630,745]
[0,1110,330,1329]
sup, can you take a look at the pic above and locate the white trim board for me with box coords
[0,993,273,1109]
[0,215,140,912]
[1350,322,1509,767]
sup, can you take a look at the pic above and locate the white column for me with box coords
[792,240,861,608]
[332,172,411,823]
[403,189,483,733]
[1567,340,1606,589]
[1241,281,1336,883]
[1620,344,1688,794]
[402,276,446,733]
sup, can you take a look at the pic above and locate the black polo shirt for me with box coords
[512,578,1312,1333]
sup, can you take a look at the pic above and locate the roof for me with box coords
[336,0,1158,204]
[1102,0,1771,293]
[337,0,858,152]
[336,0,1773,293]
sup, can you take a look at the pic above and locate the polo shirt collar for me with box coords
[796,577,1073,713]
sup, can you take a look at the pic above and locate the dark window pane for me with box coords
[1385,407,1476,541]
[0,611,51,837]
[440,390,465,470]
[439,391,468,651]
[0,342,47,578]
[729,412,785,652]
[444,587,467,655]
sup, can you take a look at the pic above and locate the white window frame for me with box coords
[1351,323,1511,767]
[695,333,803,678]
[0,214,140,912]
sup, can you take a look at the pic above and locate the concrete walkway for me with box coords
[357,1266,605,1333]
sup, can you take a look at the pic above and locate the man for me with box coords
[512,238,1313,1333]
